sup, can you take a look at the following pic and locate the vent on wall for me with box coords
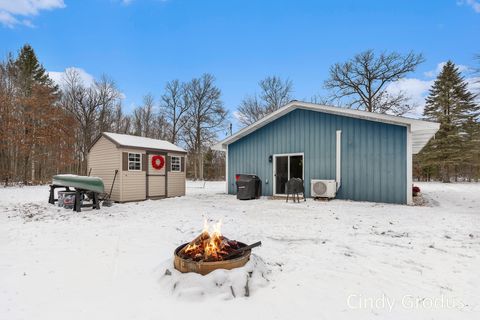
[311,180,337,198]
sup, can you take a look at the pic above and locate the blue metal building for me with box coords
[214,102,439,204]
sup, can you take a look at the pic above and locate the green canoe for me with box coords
[52,175,105,194]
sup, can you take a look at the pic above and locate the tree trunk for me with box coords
[31,146,35,183]
[197,150,204,180]
[442,164,450,183]
[23,155,29,183]
[192,149,198,180]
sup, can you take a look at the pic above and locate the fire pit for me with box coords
[174,220,261,275]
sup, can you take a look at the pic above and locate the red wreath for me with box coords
[151,155,165,170]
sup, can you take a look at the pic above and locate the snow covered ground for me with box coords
[1,181,479,319]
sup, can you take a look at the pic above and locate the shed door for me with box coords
[147,153,166,197]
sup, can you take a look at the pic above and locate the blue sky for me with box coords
[1,0,479,131]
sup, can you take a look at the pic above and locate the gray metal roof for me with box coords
[214,101,440,154]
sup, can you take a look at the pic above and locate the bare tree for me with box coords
[324,50,425,115]
[160,79,189,144]
[260,76,293,112]
[236,95,263,126]
[132,106,143,136]
[309,94,336,105]
[0,54,19,183]
[111,103,131,134]
[142,94,155,137]
[236,76,293,126]
[131,94,156,137]
[183,74,227,180]
[96,75,120,132]
[151,112,169,140]
[60,68,121,173]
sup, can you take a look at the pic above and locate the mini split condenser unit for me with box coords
[311,179,337,198]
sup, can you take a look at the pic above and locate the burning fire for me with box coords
[180,219,240,262]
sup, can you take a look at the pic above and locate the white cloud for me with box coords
[0,0,65,27]
[387,78,434,117]
[466,77,480,97]
[21,19,35,28]
[0,9,18,28]
[387,66,480,118]
[49,67,95,87]
[458,0,480,12]
[49,67,128,100]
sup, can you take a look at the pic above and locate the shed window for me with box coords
[171,156,181,172]
[128,153,141,171]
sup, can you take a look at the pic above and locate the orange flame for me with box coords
[183,219,226,261]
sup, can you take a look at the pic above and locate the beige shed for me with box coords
[88,132,187,202]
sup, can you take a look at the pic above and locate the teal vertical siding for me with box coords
[228,109,407,204]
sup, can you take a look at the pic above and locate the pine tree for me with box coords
[13,44,60,182]
[420,61,479,182]
[14,44,58,95]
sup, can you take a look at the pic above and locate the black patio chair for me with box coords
[285,178,306,203]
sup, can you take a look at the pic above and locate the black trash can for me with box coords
[235,174,262,200]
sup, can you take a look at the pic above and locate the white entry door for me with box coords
[147,153,166,198]
[273,153,304,195]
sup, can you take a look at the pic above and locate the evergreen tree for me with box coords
[14,44,58,95]
[420,61,479,182]
[13,44,60,182]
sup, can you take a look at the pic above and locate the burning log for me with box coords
[177,219,256,263]
[174,220,262,275]
[178,230,210,256]
[223,241,262,259]
[178,233,241,262]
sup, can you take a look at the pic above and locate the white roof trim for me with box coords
[103,132,186,153]
[213,101,440,154]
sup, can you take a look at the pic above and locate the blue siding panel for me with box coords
[227,109,407,204]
